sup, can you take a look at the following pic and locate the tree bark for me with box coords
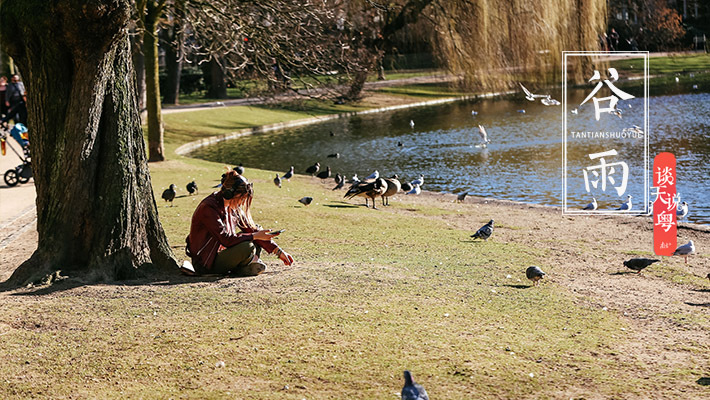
[130,30,147,120]
[0,0,177,287]
[161,24,183,105]
[142,3,165,162]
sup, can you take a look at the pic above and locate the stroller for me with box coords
[0,119,32,187]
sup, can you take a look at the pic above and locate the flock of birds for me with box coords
[272,161,428,211]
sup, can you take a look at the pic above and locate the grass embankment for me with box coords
[2,158,708,398]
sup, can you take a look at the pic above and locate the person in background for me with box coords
[5,74,27,124]
[0,76,7,117]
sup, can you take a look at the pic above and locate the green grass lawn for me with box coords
[611,53,710,76]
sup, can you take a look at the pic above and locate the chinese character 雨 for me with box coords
[583,149,629,196]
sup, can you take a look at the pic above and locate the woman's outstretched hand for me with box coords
[252,229,274,241]
[278,250,294,266]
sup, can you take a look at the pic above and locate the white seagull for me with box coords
[519,83,549,101]
[583,197,598,210]
[672,240,695,264]
[409,119,415,129]
[617,195,633,211]
[411,174,424,187]
[406,184,421,195]
[676,201,689,220]
[364,170,379,180]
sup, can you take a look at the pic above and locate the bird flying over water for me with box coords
[401,370,429,400]
[526,266,546,286]
[471,219,494,240]
[519,83,548,101]
[624,258,660,273]
[162,184,177,206]
[477,125,490,147]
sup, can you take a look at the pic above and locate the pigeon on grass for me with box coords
[526,266,546,286]
[624,258,660,273]
[471,220,494,241]
[401,370,429,400]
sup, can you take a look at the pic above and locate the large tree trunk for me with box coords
[0,0,177,287]
[161,21,183,105]
[130,30,147,121]
[143,7,165,162]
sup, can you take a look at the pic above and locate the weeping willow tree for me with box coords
[429,0,608,91]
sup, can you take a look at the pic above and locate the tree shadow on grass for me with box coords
[1,264,273,296]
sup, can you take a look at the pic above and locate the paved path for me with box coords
[0,137,36,248]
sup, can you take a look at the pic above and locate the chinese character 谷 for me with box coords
[583,149,629,196]
[580,68,635,120]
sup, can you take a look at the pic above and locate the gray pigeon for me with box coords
[186,181,198,195]
[273,174,282,188]
[672,240,695,264]
[471,220,494,240]
[623,258,660,273]
[161,184,177,206]
[526,266,546,286]
[298,196,313,206]
[401,370,428,400]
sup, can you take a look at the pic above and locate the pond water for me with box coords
[191,87,710,225]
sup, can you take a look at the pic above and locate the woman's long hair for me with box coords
[221,171,258,231]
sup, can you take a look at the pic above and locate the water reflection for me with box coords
[191,89,710,224]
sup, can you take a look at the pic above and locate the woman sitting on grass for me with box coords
[185,170,293,276]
